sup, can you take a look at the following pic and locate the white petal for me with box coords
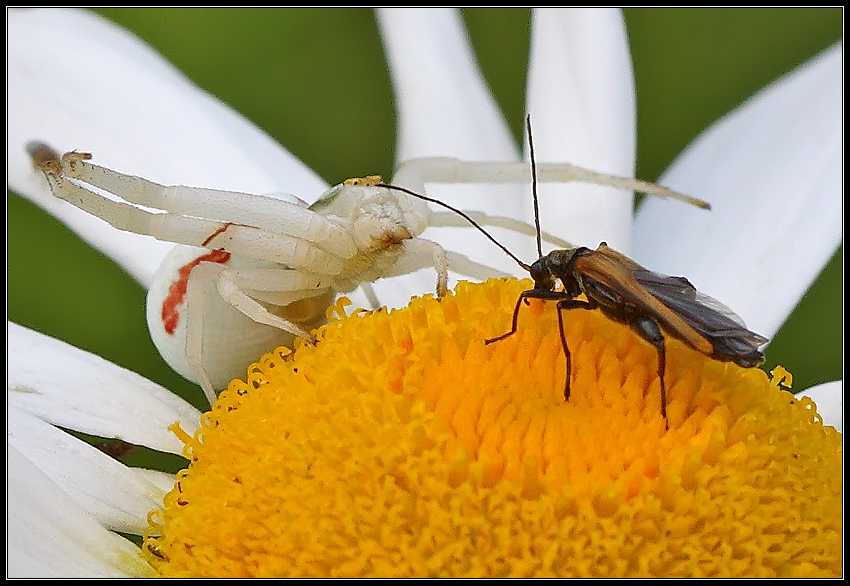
[377,7,518,163]
[9,406,170,534]
[526,7,636,252]
[797,380,843,433]
[374,8,530,308]
[8,446,153,578]
[8,8,326,288]
[633,44,842,339]
[136,467,181,494]
[8,322,201,455]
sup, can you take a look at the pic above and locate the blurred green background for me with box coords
[9,8,842,415]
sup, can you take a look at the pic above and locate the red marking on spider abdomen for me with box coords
[161,249,231,335]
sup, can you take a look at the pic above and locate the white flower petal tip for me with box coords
[526,8,636,252]
[797,380,843,433]
[8,8,326,287]
[633,44,842,339]
[8,446,154,578]
[9,406,171,535]
[376,7,517,162]
[8,322,201,455]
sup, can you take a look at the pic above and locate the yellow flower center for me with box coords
[142,278,841,578]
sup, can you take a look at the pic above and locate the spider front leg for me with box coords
[29,145,360,268]
[40,146,359,259]
[428,208,575,250]
[372,237,515,300]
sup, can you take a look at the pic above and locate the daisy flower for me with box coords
[7,8,842,578]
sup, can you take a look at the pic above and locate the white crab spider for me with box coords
[29,142,706,405]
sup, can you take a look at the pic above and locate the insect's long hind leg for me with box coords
[554,299,596,401]
[556,304,572,401]
[632,316,669,429]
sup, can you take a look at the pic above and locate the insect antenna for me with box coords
[377,183,531,272]
[382,115,548,272]
[525,114,543,259]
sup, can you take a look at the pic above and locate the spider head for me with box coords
[311,181,417,251]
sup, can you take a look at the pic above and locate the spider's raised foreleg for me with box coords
[388,157,705,272]
[30,146,360,268]
[43,147,359,259]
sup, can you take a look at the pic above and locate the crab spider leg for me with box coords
[183,262,218,401]
[184,262,329,402]
[429,210,574,249]
[47,149,359,259]
[385,238,450,297]
[392,157,710,209]
[374,238,512,292]
[184,240,504,400]
[215,273,317,343]
[214,266,336,307]
[444,251,512,282]
[38,160,351,275]
[358,283,382,310]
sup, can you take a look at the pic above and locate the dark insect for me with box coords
[486,241,767,427]
[95,438,138,461]
[381,116,767,428]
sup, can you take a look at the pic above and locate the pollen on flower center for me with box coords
[143,278,842,578]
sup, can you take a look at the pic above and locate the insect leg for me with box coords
[485,291,532,345]
[631,316,669,429]
[486,288,569,345]
[554,299,596,402]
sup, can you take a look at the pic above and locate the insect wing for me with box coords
[631,266,768,365]
[595,243,766,353]
[573,250,713,354]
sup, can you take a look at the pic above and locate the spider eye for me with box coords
[343,175,383,187]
